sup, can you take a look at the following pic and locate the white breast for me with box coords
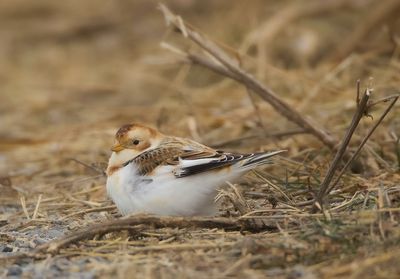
[106,163,243,216]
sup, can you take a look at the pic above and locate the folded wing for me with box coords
[174,150,285,178]
[124,136,284,177]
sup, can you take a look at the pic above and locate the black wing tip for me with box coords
[243,150,286,166]
[174,150,286,178]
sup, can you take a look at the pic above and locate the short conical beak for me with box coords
[111,143,124,152]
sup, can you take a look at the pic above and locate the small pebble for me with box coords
[2,246,13,252]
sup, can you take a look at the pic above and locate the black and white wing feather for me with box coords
[174,150,285,178]
[123,135,285,178]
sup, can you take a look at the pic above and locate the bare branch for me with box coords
[186,53,238,81]
[315,88,371,209]
[0,214,276,259]
[159,4,338,149]
[315,90,399,211]
[326,95,399,194]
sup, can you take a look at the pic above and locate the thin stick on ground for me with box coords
[32,194,42,220]
[159,4,338,150]
[68,158,106,176]
[60,205,117,220]
[314,88,371,210]
[0,214,276,259]
[20,196,30,220]
[315,89,399,211]
[326,94,399,195]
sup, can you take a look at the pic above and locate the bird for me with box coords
[106,123,285,216]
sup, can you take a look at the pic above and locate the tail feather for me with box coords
[240,150,286,169]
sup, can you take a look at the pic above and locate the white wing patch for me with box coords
[178,157,216,168]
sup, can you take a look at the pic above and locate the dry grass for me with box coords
[1,0,400,278]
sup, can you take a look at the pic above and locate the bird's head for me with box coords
[106,123,163,175]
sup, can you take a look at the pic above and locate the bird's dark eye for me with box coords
[132,139,140,145]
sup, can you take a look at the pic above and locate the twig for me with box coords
[222,254,253,277]
[32,194,42,220]
[64,242,235,257]
[185,52,238,80]
[224,182,252,216]
[253,170,294,205]
[367,94,400,109]
[68,158,106,176]
[326,95,399,194]
[20,196,30,220]
[1,214,276,259]
[315,89,399,211]
[65,194,103,208]
[60,205,117,220]
[315,88,371,209]
[159,4,338,149]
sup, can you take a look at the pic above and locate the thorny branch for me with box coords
[159,4,338,150]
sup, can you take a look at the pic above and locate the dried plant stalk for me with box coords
[315,87,399,210]
[159,4,338,149]
[0,214,276,259]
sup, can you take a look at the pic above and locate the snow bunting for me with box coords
[106,123,285,216]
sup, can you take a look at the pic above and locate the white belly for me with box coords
[106,164,241,216]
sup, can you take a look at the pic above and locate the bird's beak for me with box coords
[111,143,124,152]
